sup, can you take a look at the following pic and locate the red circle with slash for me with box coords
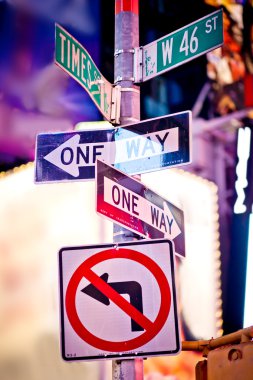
[65,247,171,352]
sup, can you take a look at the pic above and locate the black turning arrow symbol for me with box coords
[81,273,144,332]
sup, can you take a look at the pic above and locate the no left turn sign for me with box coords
[59,239,181,361]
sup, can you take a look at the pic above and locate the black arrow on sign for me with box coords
[81,273,144,332]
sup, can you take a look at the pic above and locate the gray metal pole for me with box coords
[112,0,143,379]
[114,0,140,125]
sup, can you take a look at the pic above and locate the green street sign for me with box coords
[55,24,119,123]
[135,9,223,82]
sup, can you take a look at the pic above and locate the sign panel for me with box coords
[59,239,180,361]
[136,9,223,82]
[35,111,191,183]
[96,160,185,258]
[55,24,114,121]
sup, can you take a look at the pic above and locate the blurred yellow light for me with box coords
[75,121,111,131]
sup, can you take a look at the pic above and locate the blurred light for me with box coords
[143,168,223,339]
[243,211,253,327]
[234,127,251,214]
[75,121,111,131]
[0,163,112,357]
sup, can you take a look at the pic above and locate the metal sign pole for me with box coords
[113,0,143,379]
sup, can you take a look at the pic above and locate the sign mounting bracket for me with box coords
[110,85,121,125]
[133,46,143,83]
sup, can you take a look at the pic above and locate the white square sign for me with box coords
[59,239,181,361]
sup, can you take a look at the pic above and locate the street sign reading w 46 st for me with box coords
[134,9,223,82]
[55,24,120,123]
[35,111,191,183]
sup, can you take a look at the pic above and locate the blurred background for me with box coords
[0,0,253,379]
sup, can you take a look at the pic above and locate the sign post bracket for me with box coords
[110,85,121,125]
[133,46,143,83]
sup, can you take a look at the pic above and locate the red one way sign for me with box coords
[59,239,180,361]
[96,159,185,258]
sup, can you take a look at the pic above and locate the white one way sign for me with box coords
[35,111,191,183]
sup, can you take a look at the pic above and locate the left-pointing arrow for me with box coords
[43,135,111,178]
[81,273,144,332]
[44,135,81,177]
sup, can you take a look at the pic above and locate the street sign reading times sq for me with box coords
[134,9,223,82]
[55,24,120,123]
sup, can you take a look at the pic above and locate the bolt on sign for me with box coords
[59,239,181,361]
[55,24,119,123]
